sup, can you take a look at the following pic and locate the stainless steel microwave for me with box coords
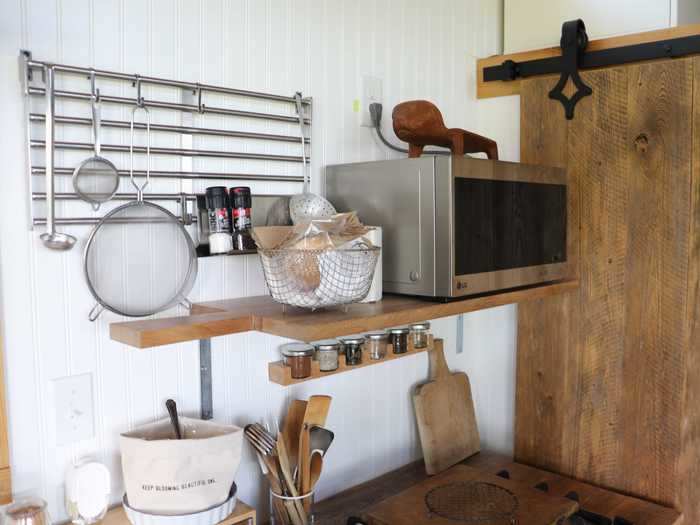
[326,156,568,298]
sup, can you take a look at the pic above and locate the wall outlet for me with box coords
[360,75,382,127]
[53,373,95,446]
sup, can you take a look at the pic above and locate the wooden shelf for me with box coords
[110,279,578,348]
[102,500,256,525]
[269,337,434,386]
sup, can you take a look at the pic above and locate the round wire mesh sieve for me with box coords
[258,247,380,309]
[424,482,518,524]
[72,83,119,210]
[73,156,119,207]
[84,201,197,318]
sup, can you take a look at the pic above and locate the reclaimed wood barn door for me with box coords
[516,56,700,521]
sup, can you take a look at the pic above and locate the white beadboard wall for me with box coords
[0,0,517,521]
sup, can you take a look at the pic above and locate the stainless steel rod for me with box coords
[33,192,197,201]
[29,113,310,144]
[33,216,198,225]
[26,59,311,106]
[28,87,311,124]
[31,166,303,182]
[31,140,305,163]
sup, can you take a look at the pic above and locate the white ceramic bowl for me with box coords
[122,486,237,525]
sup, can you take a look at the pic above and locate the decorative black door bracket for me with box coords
[483,18,700,120]
[548,19,592,119]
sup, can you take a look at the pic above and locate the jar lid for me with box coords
[280,342,314,357]
[389,327,410,334]
[365,331,388,340]
[339,335,366,345]
[410,321,431,330]
[313,339,341,351]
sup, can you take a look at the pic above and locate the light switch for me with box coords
[53,373,95,445]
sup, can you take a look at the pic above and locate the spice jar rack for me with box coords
[268,335,435,386]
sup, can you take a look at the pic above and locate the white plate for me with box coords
[123,486,237,525]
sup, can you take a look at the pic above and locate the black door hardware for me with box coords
[483,18,700,120]
[548,19,592,119]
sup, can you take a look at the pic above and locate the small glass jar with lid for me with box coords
[281,342,315,379]
[389,327,410,354]
[409,321,432,349]
[313,339,341,372]
[340,335,365,366]
[365,331,388,360]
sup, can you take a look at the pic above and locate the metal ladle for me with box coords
[288,92,336,225]
[40,66,77,251]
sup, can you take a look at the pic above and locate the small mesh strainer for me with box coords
[424,482,518,523]
[83,104,197,321]
[72,75,119,211]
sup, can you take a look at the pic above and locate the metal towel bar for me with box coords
[30,140,306,163]
[29,113,309,143]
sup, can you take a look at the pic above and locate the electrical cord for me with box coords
[368,102,451,156]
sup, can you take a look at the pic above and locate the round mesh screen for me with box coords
[85,201,197,317]
[424,482,518,523]
[73,157,119,205]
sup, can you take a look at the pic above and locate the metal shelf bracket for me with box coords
[200,338,213,420]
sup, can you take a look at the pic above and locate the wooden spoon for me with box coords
[299,395,332,511]
[310,452,323,490]
[283,400,307,470]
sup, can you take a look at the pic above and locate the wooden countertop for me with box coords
[313,452,680,525]
[110,280,578,348]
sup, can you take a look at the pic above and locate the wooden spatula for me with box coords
[282,399,307,470]
[413,339,480,475]
[299,395,332,508]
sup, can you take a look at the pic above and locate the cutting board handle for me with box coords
[428,339,450,380]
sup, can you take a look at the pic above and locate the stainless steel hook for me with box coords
[135,74,144,107]
[197,84,205,114]
[89,70,100,102]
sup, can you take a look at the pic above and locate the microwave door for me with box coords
[453,177,567,293]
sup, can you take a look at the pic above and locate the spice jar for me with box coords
[389,327,410,354]
[365,331,388,360]
[409,321,431,349]
[340,335,365,366]
[281,343,314,379]
[230,186,256,251]
[313,339,341,372]
[205,186,233,254]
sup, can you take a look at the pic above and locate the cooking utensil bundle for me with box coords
[245,395,334,525]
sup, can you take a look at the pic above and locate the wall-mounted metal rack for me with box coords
[20,50,313,421]
[20,49,310,232]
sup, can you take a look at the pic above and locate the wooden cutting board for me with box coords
[413,339,479,475]
[364,464,578,525]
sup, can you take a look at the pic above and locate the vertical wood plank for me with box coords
[678,55,700,525]
[567,66,629,489]
[619,58,692,503]
[516,74,577,474]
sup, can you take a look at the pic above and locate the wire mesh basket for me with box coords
[258,246,380,309]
